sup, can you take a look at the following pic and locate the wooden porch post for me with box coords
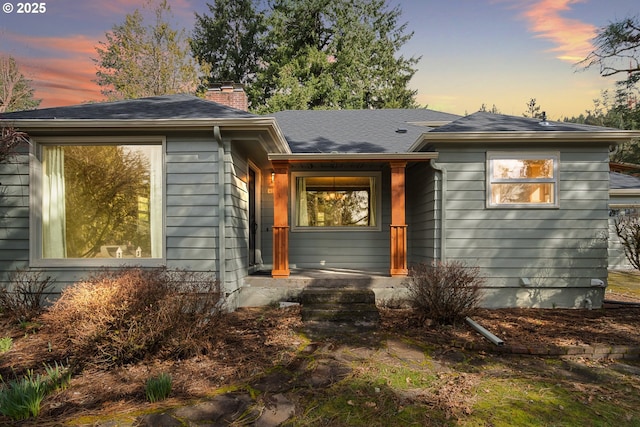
[390,161,408,277]
[271,161,290,277]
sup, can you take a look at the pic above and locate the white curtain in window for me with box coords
[42,146,67,258]
[369,177,376,226]
[149,147,162,258]
[296,177,309,226]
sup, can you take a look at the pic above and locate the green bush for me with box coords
[0,269,55,321]
[404,261,484,325]
[145,373,172,403]
[43,267,224,368]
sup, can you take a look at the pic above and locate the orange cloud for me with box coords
[520,0,596,62]
[7,33,98,59]
[6,31,104,107]
[15,52,103,108]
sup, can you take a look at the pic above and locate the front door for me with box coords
[248,167,257,266]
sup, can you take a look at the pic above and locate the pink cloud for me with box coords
[25,59,103,107]
[519,0,597,62]
[7,32,104,107]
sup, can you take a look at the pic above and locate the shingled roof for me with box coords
[430,111,617,133]
[610,171,640,190]
[271,109,460,153]
[0,94,255,120]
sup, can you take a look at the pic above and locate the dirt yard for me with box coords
[1,289,639,425]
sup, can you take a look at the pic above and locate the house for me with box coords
[1,93,638,309]
[609,170,640,270]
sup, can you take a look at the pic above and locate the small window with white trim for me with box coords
[31,137,164,265]
[292,172,381,230]
[487,152,559,208]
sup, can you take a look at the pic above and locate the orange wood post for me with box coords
[271,161,290,277]
[390,161,408,277]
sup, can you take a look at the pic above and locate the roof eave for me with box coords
[0,117,292,154]
[268,152,438,163]
[610,188,640,196]
[409,131,640,152]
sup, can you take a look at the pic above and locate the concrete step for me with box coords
[300,288,380,324]
[301,305,381,322]
[300,288,376,304]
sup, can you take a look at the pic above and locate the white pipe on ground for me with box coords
[465,316,505,346]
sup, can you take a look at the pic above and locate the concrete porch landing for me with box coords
[238,268,409,307]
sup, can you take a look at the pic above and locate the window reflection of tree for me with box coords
[63,146,150,258]
[306,190,370,226]
[493,158,553,204]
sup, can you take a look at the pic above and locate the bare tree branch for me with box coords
[0,125,29,164]
[580,17,640,83]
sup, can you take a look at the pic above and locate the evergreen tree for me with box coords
[251,0,418,112]
[191,0,418,112]
[190,0,266,88]
[95,0,205,100]
[523,98,544,119]
[0,55,41,113]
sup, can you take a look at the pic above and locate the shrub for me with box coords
[145,373,172,403]
[43,267,223,368]
[404,261,484,325]
[614,212,640,270]
[0,269,55,321]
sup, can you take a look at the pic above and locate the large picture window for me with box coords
[34,139,163,263]
[293,173,380,230]
[487,152,558,208]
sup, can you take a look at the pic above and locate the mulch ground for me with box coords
[1,295,640,425]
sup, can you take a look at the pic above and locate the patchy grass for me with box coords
[285,350,640,426]
[466,375,639,426]
[608,270,640,298]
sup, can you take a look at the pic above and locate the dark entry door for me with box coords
[248,168,257,266]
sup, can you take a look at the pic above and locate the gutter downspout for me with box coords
[215,126,226,290]
[430,159,447,262]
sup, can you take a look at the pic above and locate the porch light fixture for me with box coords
[271,171,275,184]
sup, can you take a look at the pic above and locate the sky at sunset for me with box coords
[0,0,637,119]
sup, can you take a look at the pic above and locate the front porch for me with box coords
[238,268,409,307]
[267,153,438,279]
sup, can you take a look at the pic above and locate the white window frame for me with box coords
[291,171,382,232]
[29,136,167,267]
[486,151,559,209]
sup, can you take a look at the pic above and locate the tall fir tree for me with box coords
[190,0,266,88]
[190,0,418,112]
[251,0,418,112]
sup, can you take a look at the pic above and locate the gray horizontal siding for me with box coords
[407,162,438,264]
[165,136,220,276]
[0,155,30,285]
[226,148,249,287]
[283,165,390,270]
[0,131,270,306]
[433,145,610,301]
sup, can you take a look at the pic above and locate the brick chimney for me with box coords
[205,82,248,111]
